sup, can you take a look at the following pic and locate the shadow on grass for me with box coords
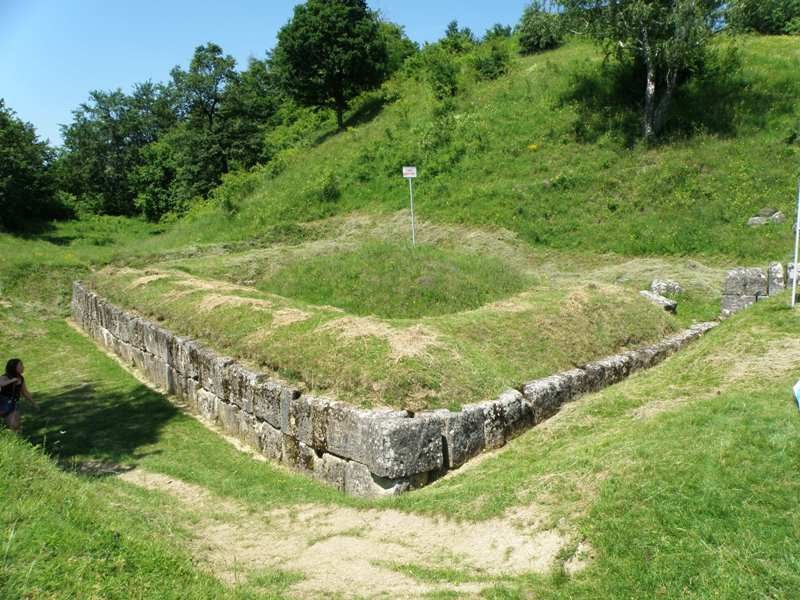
[23,380,178,471]
[562,47,796,147]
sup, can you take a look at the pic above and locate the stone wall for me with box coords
[72,281,717,497]
[721,263,785,315]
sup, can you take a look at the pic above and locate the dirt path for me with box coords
[119,468,581,598]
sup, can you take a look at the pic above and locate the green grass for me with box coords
[150,36,800,263]
[3,30,800,599]
[4,253,800,597]
[257,240,531,319]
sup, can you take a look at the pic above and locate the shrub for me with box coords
[422,47,460,99]
[518,2,564,54]
[471,41,513,80]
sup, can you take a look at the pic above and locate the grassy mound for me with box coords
[257,241,531,318]
[151,36,800,263]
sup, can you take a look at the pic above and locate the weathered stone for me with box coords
[282,435,316,473]
[216,399,241,436]
[640,290,677,313]
[363,416,443,479]
[283,395,333,450]
[343,460,428,498]
[523,375,569,424]
[322,401,404,463]
[314,453,346,491]
[721,294,757,314]
[650,279,683,296]
[258,421,283,461]
[756,207,780,218]
[723,268,767,297]
[768,262,785,296]
[238,411,261,450]
[196,388,218,421]
[747,216,769,227]
[253,379,294,429]
[433,405,486,469]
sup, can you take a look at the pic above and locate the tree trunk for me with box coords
[642,30,657,141]
[335,107,345,131]
[653,68,678,135]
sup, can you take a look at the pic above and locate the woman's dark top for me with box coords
[1,375,22,399]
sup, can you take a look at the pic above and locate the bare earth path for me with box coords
[119,468,578,598]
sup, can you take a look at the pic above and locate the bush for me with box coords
[727,0,800,35]
[471,41,513,80]
[518,2,564,54]
[421,47,460,99]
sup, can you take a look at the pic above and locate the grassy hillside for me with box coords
[3,31,800,599]
[150,35,800,261]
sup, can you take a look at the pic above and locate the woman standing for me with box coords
[0,358,37,432]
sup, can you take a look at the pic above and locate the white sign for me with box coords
[402,166,417,179]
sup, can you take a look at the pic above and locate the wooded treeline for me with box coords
[1,0,797,231]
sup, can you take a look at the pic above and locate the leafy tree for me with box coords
[727,0,800,34]
[471,40,513,80]
[518,2,564,54]
[58,83,175,215]
[484,23,513,41]
[381,22,419,74]
[560,0,723,140]
[273,0,389,130]
[0,100,56,229]
[421,47,461,99]
[440,20,478,53]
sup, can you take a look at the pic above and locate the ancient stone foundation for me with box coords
[72,282,717,497]
[721,263,785,315]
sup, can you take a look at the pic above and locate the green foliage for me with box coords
[0,100,59,229]
[559,0,724,139]
[272,0,389,130]
[727,0,800,34]
[518,2,565,54]
[440,20,478,53]
[381,21,419,75]
[58,84,175,216]
[471,40,513,80]
[484,23,514,41]
[417,47,461,99]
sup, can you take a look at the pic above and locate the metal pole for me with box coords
[792,178,800,308]
[408,178,417,247]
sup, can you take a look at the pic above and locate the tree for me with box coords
[58,83,175,215]
[518,2,564,54]
[727,0,800,35]
[0,100,56,229]
[273,0,389,130]
[440,20,478,53]
[381,22,418,75]
[561,0,722,140]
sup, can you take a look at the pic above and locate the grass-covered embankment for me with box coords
[154,36,800,262]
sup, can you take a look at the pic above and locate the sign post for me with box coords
[792,178,800,308]
[403,166,418,247]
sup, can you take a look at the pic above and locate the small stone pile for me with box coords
[639,279,683,313]
[721,262,785,314]
[747,208,785,227]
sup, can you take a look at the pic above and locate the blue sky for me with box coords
[0,0,529,145]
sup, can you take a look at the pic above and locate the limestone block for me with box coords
[768,262,785,296]
[238,411,261,450]
[283,394,332,451]
[723,268,767,297]
[721,294,757,314]
[216,399,241,436]
[640,290,678,313]
[363,416,443,479]
[433,406,486,469]
[314,453,346,491]
[523,375,565,424]
[128,317,147,351]
[282,435,316,473]
[344,460,428,498]
[650,279,683,296]
[226,364,263,413]
[258,421,283,461]
[196,388,218,421]
[253,379,295,429]
[322,401,403,463]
